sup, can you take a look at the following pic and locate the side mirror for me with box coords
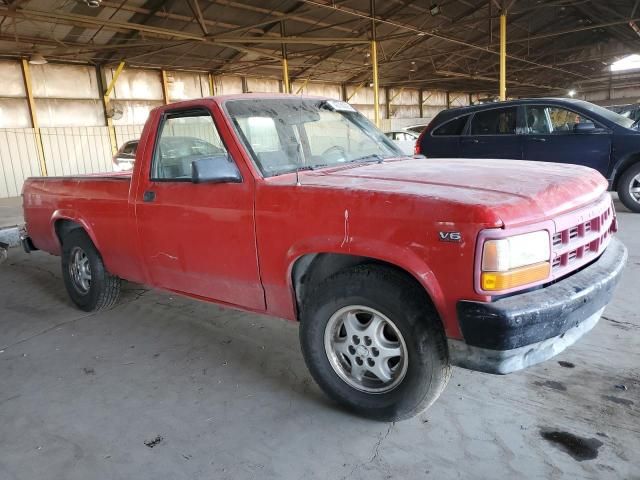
[573,122,606,134]
[192,155,242,184]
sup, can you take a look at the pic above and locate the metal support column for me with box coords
[371,0,380,127]
[102,61,125,155]
[499,11,507,101]
[281,21,290,94]
[21,58,47,176]
[371,41,380,126]
[208,72,216,96]
[161,69,170,104]
[419,90,424,118]
[385,86,391,119]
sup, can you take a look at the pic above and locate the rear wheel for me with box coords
[61,229,121,311]
[617,162,640,213]
[300,265,451,421]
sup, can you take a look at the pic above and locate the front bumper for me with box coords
[449,237,627,374]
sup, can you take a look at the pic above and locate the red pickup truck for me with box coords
[22,95,627,421]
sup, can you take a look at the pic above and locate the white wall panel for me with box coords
[293,81,341,99]
[107,68,164,101]
[389,105,421,119]
[0,128,41,198]
[246,77,281,93]
[422,90,447,106]
[0,98,31,128]
[31,64,99,99]
[449,92,469,107]
[215,76,243,95]
[0,60,26,97]
[167,71,209,101]
[111,100,162,126]
[35,99,105,127]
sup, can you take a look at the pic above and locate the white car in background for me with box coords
[384,129,420,155]
[112,140,138,172]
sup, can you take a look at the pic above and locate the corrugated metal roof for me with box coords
[0,0,638,97]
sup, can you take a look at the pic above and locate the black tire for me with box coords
[617,162,640,213]
[300,264,451,421]
[61,229,121,312]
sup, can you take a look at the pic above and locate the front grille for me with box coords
[551,197,616,277]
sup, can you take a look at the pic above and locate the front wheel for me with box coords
[61,229,121,312]
[617,163,640,213]
[300,265,451,421]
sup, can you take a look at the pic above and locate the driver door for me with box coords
[135,107,265,310]
[523,105,612,175]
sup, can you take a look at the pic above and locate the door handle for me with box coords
[143,190,156,202]
[461,138,479,144]
[531,137,547,142]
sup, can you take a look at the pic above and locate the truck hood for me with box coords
[300,158,608,227]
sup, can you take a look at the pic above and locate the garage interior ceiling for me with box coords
[0,0,639,98]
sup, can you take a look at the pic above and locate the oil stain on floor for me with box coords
[540,429,603,461]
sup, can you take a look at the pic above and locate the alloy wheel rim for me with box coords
[629,174,640,203]
[324,305,408,394]
[69,246,92,294]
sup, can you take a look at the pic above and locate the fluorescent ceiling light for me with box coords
[610,54,640,72]
[568,89,576,97]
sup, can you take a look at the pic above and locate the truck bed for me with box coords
[22,173,143,282]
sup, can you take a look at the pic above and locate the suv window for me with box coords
[433,116,467,136]
[152,111,227,180]
[526,106,595,134]
[470,107,517,135]
[547,106,591,132]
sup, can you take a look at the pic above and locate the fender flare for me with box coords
[285,235,447,321]
[50,210,101,255]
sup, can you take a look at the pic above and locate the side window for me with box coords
[152,111,227,180]
[433,116,467,136]
[470,108,517,135]
[546,107,591,133]
[525,106,551,134]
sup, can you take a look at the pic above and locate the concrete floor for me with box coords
[0,195,638,480]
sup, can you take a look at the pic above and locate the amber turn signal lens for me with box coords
[481,262,551,291]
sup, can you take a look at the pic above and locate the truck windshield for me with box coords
[225,98,404,177]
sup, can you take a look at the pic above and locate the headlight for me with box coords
[481,230,551,291]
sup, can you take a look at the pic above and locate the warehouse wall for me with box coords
[0,59,468,199]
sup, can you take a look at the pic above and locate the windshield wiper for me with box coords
[348,154,385,164]
[297,163,329,171]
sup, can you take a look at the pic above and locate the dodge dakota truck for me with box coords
[22,94,627,421]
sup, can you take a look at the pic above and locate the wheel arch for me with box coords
[290,251,446,329]
[51,212,100,254]
[612,152,640,190]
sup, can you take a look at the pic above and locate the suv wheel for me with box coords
[617,162,640,213]
[300,265,451,421]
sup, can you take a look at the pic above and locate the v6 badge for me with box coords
[439,231,462,242]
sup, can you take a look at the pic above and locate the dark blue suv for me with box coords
[417,98,640,212]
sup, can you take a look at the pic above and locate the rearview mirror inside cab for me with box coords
[192,155,242,184]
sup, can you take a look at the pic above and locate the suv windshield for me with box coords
[225,98,403,177]
[572,100,635,129]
